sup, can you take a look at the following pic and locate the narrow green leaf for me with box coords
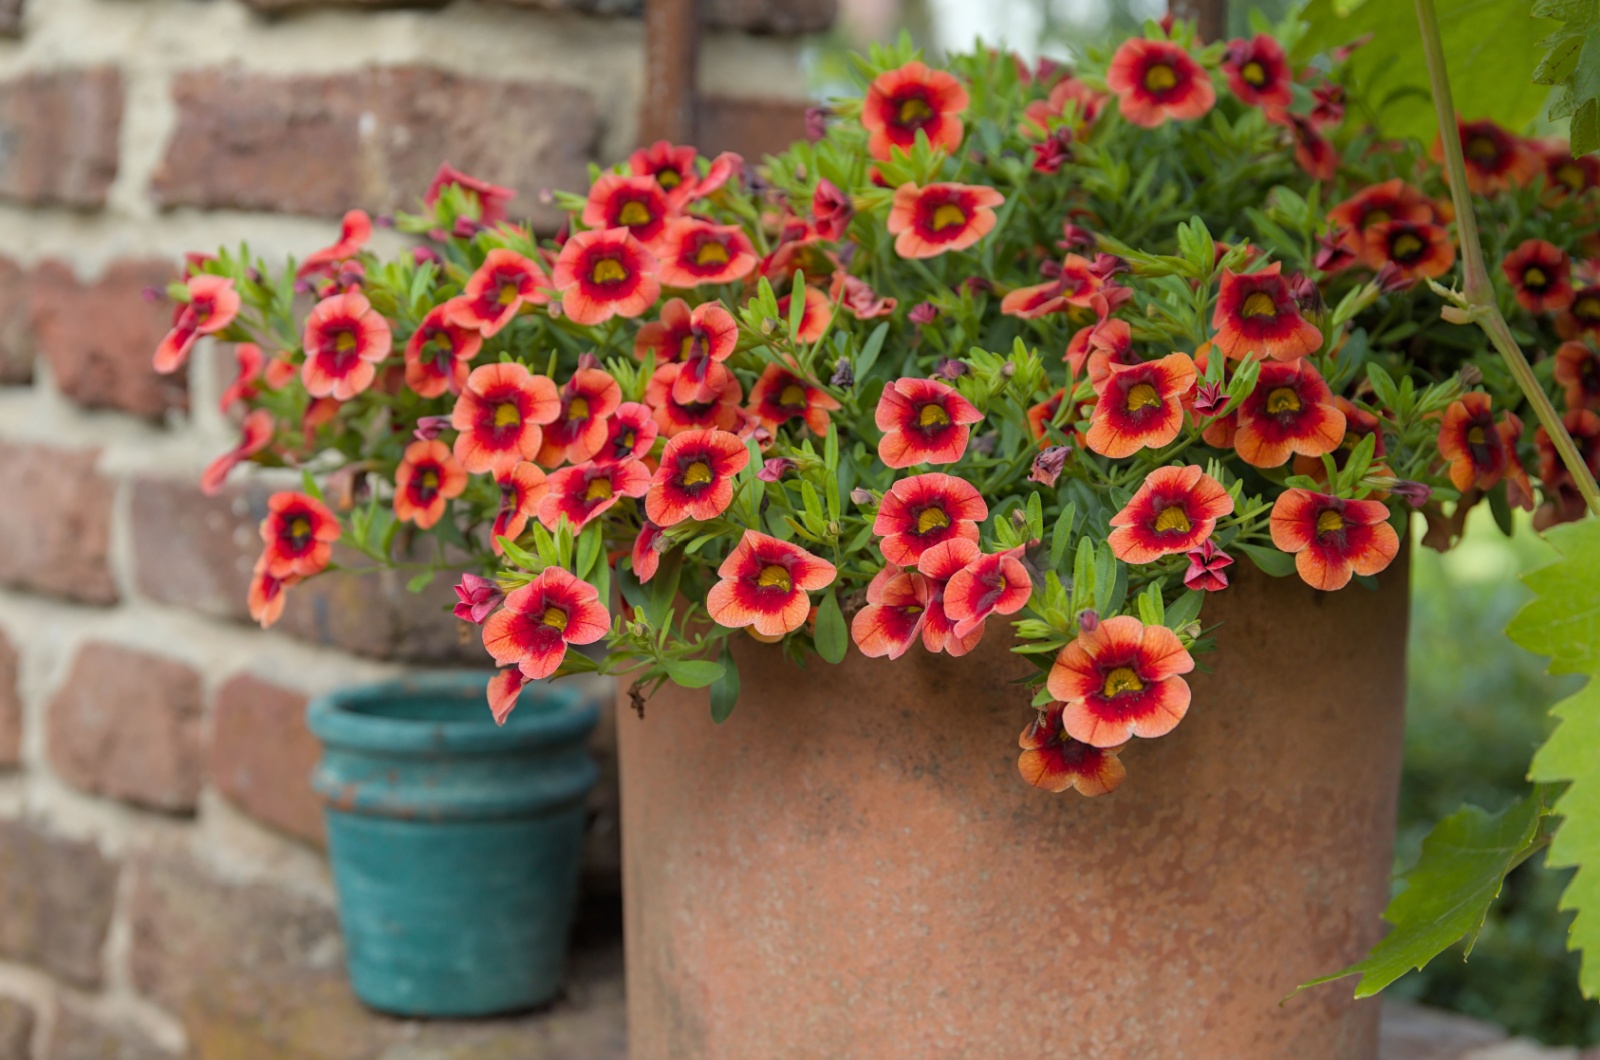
[406,570,436,593]
[575,523,602,582]
[1050,502,1077,574]
[710,646,741,723]
[813,590,848,664]
[855,321,890,381]
[496,535,542,572]
[1235,541,1298,578]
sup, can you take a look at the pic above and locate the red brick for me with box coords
[0,0,22,38]
[129,475,485,663]
[209,674,323,846]
[0,998,33,1060]
[152,68,597,230]
[697,94,810,159]
[700,0,833,33]
[0,442,117,605]
[45,1002,182,1060]
[0,629,20,768]
[0,259,33,385]
[30,259,187,419]
[47,643,203,813]
[0,68,121,208]
[0,821,116,987]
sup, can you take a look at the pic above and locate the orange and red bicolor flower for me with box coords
[830,272,897,320]
[483,566,610,681]
[775,286,833,343]
[1019,77,1104,139]
[248,555,299,630]
[594,401,660,465]
[487,669,526,726]
[424,163,515,226]
[259,490,340,579]
[537,459,650,532]
[706,530,837,637]
[669,304,739,405]
[1047,615,1194,747]
[537,368,623,467]
[154,274,241,373]
[219,342,265,413]
[850,564,930,660]
[747,362,841,437]
[551,228,660,326]
[861,60,969,161]
[301,291,393,401]
[1292,396,1387,481]
[451,362,561,476]
[875,376,984,468]
[628,140,700,207]
[296,209,371,279]
[1105,38,1215,128]
[1002,255,1102,319]
[583,173,674,251]
[1017,705,1126,796]
[1365,220,1456,282]
[1555,341,1600,412]
[1084,353,1197,459]
[1270,489,1399,591]
[1539,141,1600,199]
[873,472,987,566]
[1326,179,1440,268]
[634,297,727,364]
[1435,118,1541,195]
[1066,317,1135,388]
[1501,239,1574,314]
[645,362,744,436]
[645,428,749,526]
[1437,392,1515,491]
[632,521,667,582]
[1536,409,1600,525]
[812,179,854,241]
[1221,34,1291,108]
[445,249,551,338]
[656,219,757,288]
[201,408,274,495]
[1107,465,1233,564]
[491,462,549,551]
[404,303,483,398]
[913,538,986,655]
[887,182,1004,260]
[942,545,1031,638]
[1026,389,1070,444]
[393,439,468,530]
[1212,263,1322,361]
[1234,358,1346,468]
[1559,286,1600,341]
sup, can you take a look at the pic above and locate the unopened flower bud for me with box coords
[1029,445,1069,487]
[1077,609,1099,633]
[909,302,939,325]
[758,458,794,483]
[1459,364,1483,387]
[1391,480,1433,508]
[830,357,855,389]
[413,415,452,441]
[1011,508,1029,528]
[934,358,969,381]
[1000,362,1017,379]
[850,487,874,507]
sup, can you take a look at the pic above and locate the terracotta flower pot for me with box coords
[619,549,1410,1059]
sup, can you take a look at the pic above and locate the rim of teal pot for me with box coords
[306,671,597,756]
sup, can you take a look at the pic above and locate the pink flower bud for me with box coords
[1183,540,1234,592]
[453,573,505,625]
[1192,380,1227,416]
[1391,480,1433,508]
[413,415,452,442]
[758,458,794,483]
[1077,609,1099,633]
[908,302,939,325]
[1029,445,1069,487]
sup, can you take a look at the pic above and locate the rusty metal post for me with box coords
[1170,0,1227,41]
[640,0,700,147]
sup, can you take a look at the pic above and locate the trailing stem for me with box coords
[1413,0,1600,517]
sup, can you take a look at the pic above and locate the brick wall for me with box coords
[0,0,823,1056]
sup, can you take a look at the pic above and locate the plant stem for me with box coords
[1412,0,1600,517]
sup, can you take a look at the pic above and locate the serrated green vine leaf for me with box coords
[1507,519,1600,675]
[1533,0,1600,154]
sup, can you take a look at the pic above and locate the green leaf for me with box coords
[496,535,542,573]
[710,646,741,723]
[1507,519,1600,675]
[300,470,325,504]
[1530,0,1600,153]
[813,590,848,664]
[645,548,683,630]
[405,570,436,593]
[1296,0,1559,144]
[1235,541,1298,578]
[855,321,890,381]
[665,659,725,689]
[575,523,602,582]
[1299,791,1549,998]
[1049,502,1077,574]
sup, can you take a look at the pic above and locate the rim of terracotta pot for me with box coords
[307,671,596,757]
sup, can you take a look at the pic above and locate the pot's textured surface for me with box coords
[619,551,1411,1059]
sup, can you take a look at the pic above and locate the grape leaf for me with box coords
[1508,519,1600,675]
[1533,0,1600,154]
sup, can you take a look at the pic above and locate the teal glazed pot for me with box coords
[307,672,599,1017]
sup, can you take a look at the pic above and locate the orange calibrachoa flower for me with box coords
[538,459,650,532]
[635,297,723,364]
[483,567,610,681]
[1046,616,1195,747]
[1085,353,1197,458]
[1554,342,1600,411]
[1066,318,1136,388]
[1105,38,1215,128]
[1211,264,1322,361]
[1557,285,1600,341]
[1026,389,1070,444]
[444,249,550,337]
[1501,239,1573,313]
[259,491,340,579]
[1326,179,1439,268]
[551,228,661,325]
[1108,465,1233,564]
[707,530,836,637]
[646,362,744,436]
[248,555,299,630]
[1233,359,1345,468]
[451,362,561,476]
[583,173,674,250]
[404,303,482,398]
[873,472,987,566]
[1220,35,1291,108]
[154,274,241,373]
[219,342,265,413]
[593,401,659,465]
[1536,409,1600,525]
[850,563,930,660]
[1292,396,1387,481]
[1019,77,1104,138]
[393,440,468,530]
[1270,489,1399,591]
[645,428,750,526]
[887,183,1005,259]
[1435,118,1540,195]
[491,462,549,550]
[656,219,757,288]
[875,376,984,468]
[301,291,393,401]
[914,538,986,655]
[1017,706,1126,796]
[861,60,970,161]
[1001,255,1102,319]
[942,545,1031,638]
[1437,393,1518,491]
[201,408,274,495]
[1366,220,1456,282]
[297,209,371,279]
[424,163,515,226]
[631,522,667,582]
[537,368,623,467]
[775,286,833,342]
[1539,141,1600,198]
[628,140,699,207]
[487,669,526,726]
[747,363,840,436]
[669,304,738,405]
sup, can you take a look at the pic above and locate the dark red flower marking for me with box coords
[1221,34,1290,108]
[913,538,985,655]
[861,60,970,161]
[154,274,241,373]
[1183,539,1233,592]
[248,555,299,630]
[487,668,525,726]
[1105,38,1215,128]
[1047,616,1195,747]
[1501,239,1573,313]
[1437,392,1514,492]
[1555,341,1600,412]
[593,401,659,466]
[645,361,744,436]
[668,304,739,406]
[1002,254,1102,319]
[1326,179,1439,269]
[1559,286,1600,341]
[748,362,841,437]
[551,228,660,326]
[656,219,757,288]
[450,362,561,477]
[537,459,650,533]
[646,428,749,526]
[537,368,623,467]
[1085,353,1196,459]
[875,376,984,468]
[259,490,340,580]
[1365,220,1456,282]
[888,182,1004,259]
[301,291,393,401]
[850,564,930,660]
[872,472,986,567]
[444,249,551,338]
[812,179,854,241]
[706,530,837,637]
[483,566,610,681]
[583,173,674,251]
[1017,705,1126,796]
[628,140,700,208]
[1108,465,1233,564]
[201,408,274,496]
[1270,489,1399,591]
[1291,396,1387,482]
[394,439,467,530]
[491,462,549,553]
[296,209,371,279]
[1212,263,1322,362]
[1234,358,1345,468]
[942,545,1031,639]
[404,303,483,398]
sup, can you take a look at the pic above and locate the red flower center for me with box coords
[917,402,951,428]
[585,477,614,502]
[930,203,967,231]
[695,240,730,266]
[895,93,934,128]
[592,257,628,285]
[1153,506,1191,533]
[1265,387,1302,415]
[494,402,522,428]
[1316,509,1345,535]
[682,460,713,487]
[915,506,949,534]
[541,605,569,631]
[1126,382,1161,411]
[618,200,653,226]
[1240,291,1277,318]
[1241,61,1267,86]
[756,564,792,591]
[1102,666,1144,697]
[568,397,590,421]
[1143,63,1178,93]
